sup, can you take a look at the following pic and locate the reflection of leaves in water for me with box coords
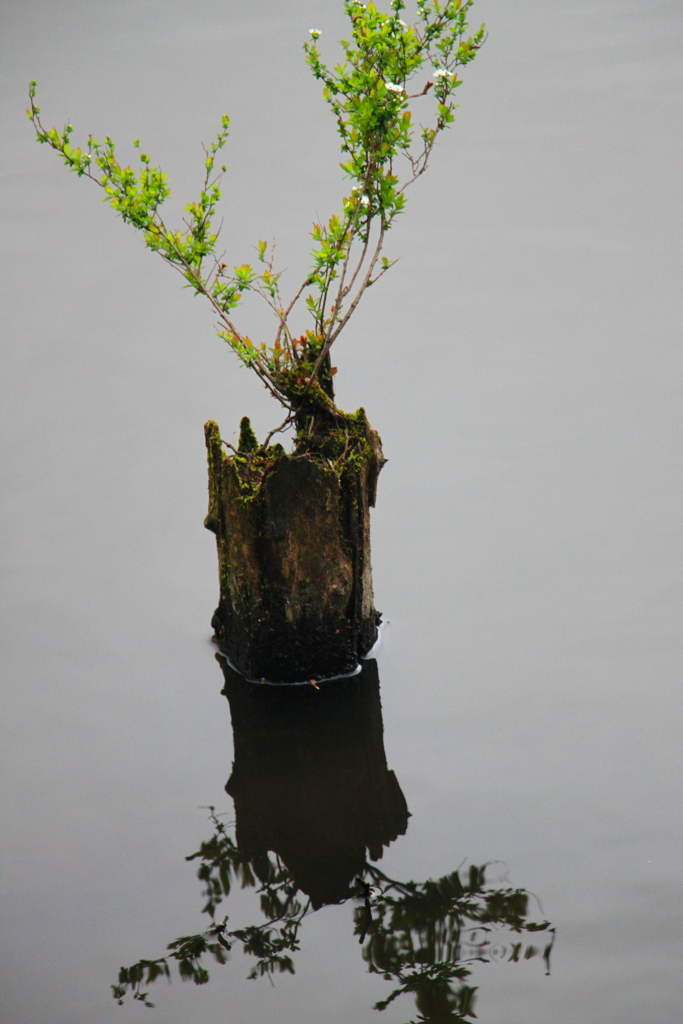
[112,658,555,1019]
[112,809,554,1018]
[356,863,554,1023]
[190,809,307,981]
[112,810,307,1007]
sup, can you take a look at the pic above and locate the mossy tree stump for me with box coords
[204,406,385,682]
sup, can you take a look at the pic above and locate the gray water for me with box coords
[1,1,682,1021]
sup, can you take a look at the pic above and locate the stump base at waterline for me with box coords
[204,419,383,682]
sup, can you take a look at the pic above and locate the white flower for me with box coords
[309,28,321,38]
[432,67,453,79]
[360,196,370,207]
[398,19,407,27]
[385,81,404,93]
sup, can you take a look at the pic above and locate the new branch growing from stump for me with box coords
[30,0,485,680]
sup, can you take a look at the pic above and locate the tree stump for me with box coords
[204,409,385,682]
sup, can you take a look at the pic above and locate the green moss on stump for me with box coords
[204,413,384,682]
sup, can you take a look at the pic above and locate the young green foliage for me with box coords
[28,0,484,427]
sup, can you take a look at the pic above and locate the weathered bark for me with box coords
[219,655,409,907]
[204,408,385,682]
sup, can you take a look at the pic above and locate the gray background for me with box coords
[1,1,682,1021]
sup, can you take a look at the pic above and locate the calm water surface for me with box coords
[1,1,682,1022]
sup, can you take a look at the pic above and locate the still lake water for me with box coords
[1,0,682,1021]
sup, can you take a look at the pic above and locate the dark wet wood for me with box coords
[204,413,385,682]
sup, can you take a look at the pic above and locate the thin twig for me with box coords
[256,410,295,454]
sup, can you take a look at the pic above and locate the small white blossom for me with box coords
[385,81,404,93]
[398,19,407,27]
[309,28,321,38]
[432,67,453,80]
[360,196,370,207]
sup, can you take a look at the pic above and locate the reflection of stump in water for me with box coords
[113,657,555,1011]
[219,656,409,908]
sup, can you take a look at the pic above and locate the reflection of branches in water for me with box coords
[190,808,310,981]
[112,810,554,1018]
[355,863,554,1023]
[112,809,311,1007]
